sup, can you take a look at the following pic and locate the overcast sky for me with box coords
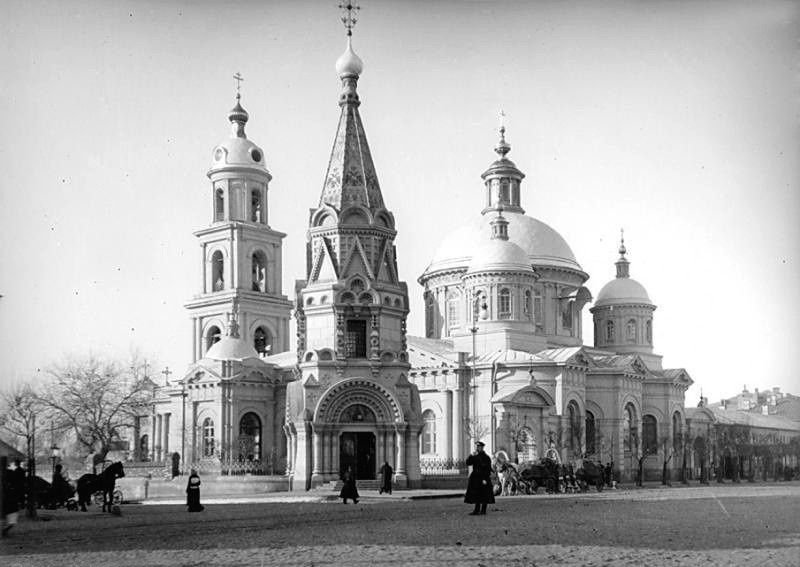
[1,0,798,405]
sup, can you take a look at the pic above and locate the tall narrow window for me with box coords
[254,326,271,356]
[518,427,537,461]
[425,295,435,337]
[212,251,224,291]
[605,320,615,343]
[446,292,460,330]
[624,404,636,453]
[345,319,368,358]
[523,290,532,321]
[251,190,262,223]
[252,251,267,292]
[646,320,653,344]
[203,418,215,457]
[585,411,596,455]
[567,401,581,452]
[215,189,224,222]
[534,290,542,327]
[499,178,510,204]
[473,291,488,322]
[499,288,512,319]
[421,410,437,454]
[627,319,637,341]
[561,300,573,330]
[672,411,682,454]
[643,415,658,455]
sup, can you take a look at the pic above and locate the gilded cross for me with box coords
[162,366,172,386]
[233,72,244,100]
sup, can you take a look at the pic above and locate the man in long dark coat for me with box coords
[465,441,495,515]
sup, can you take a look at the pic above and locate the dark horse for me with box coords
[76,461,125,512]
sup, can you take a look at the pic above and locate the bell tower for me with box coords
[185,79,292,362]
[285,5,422,491]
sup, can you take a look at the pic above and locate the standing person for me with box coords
[186,469,204,512]
[10,460,25,511]
[340,467,359,504]
[465,441,495,516]
[2,462,19,536]
[378,461,393,495]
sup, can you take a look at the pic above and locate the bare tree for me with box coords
[463,416,491,448]
[0,382,43,455]
[659,433,674,486]
[38,354,153,462]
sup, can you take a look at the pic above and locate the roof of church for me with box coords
[205,336,260,361]
[595,235,653,307]
[318,37,384,214]
[263,349,299,370]
[407,336,460,368]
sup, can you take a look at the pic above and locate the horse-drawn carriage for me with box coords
[492,452,605,495]
[76,461,125,512]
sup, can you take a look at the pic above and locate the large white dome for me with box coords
[424,211,583,275]
[595,277,652,306]
[205,336,260,361]
[466,237,533,274]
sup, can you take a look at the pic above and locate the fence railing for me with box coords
[188,457,286,476]
[420,457,467,476]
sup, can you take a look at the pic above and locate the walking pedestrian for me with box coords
[186,469,204,512]
[2,463,19,536]
[465,441,494,515]
[378,460,393,495]
[340,467,359,504]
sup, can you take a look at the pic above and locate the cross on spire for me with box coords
[161,366,172,386]
[339,1,360,36]
[233,72,244,101]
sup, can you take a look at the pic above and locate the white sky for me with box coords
[1,0,798,405]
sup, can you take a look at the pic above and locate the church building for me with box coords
[147,11,703,488]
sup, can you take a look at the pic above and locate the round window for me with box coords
[251,149,262,162]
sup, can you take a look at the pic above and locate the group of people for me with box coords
[339,460,394,504]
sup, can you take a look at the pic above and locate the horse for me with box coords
[76,461,125,512]
[575,460,604,492]
[492,451,519,496]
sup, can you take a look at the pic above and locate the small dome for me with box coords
[424,211,582,275]
[335,37,363,77]
[595,277,652,307]
[210,137,267,171]
[205,336,260,361]
[467,237,533,274]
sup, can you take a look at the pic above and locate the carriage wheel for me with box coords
[112,489,123,504]
[529,479,538,493]
[92,491,104,505]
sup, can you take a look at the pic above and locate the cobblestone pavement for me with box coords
[2,483,799,566]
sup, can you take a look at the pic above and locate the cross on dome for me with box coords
[339,1,360,36]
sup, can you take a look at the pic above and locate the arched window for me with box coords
[238,413,262,462]
[643,415,658,456]
[523,290,532,321]
[624,404,636,453]
[567,401,581,452]
[473,291,488,322]
[254,326,271,356]
[446,292,460,330]
[421,409,437,455]
[139,434,149,460]
[251,190,262,223]
[206,326,221,351]
[212,251,224,291]
[605,320,615,343]
[627,319,637,341]
[585,411,596,455]
[533,290,542,327]
[517,427,537,462]
[672,411,682,454]
[499,288,512,319]
[499,178,510,204]
[646,320,653,344]
[215,189,224,221]
[252,251,267,292]
[203,418,215,457]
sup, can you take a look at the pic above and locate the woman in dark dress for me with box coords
[464,441,495,515]
[186,469,204,512]
[340,467,359,504]
[378,461,393,495]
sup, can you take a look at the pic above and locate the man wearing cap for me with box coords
[464,441,495,515]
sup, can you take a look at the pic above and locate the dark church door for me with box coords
[339,432,376,480]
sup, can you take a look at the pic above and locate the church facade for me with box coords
[145,25,708,488]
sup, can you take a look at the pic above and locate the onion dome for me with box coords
[466,213,534,274]
[335,37,364,77]
[595,232,652,306]
[208,94,268,176]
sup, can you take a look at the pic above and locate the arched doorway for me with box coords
[339,404,376,480]
[238,412,262,461]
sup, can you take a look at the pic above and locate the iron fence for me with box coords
[419,457,467,476]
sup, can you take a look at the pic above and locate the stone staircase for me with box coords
[313,479,390,493]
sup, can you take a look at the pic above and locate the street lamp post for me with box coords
[181,378,187,475]
[50,445,60,476]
